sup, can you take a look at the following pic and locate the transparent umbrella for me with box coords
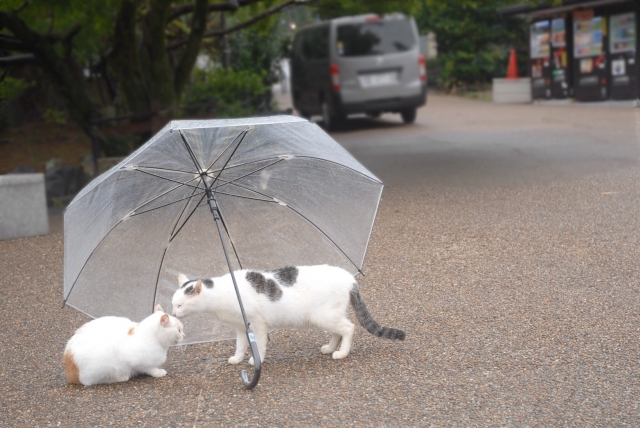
[63,116,383,388]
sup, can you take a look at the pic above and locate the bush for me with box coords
[182,68,269,118]
[1,76,32,102]
[0,77,33,130]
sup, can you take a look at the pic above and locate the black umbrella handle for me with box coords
[240,327,261,389]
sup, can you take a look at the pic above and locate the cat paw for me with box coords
[117,376,130,382]
[228,356,243,365]
[248,356,265,366]
[321,344,336,354]
[149,368,167,378]
[331,350,349,360]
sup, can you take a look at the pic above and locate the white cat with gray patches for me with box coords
[172,265,405,365]
[64,305,185,386]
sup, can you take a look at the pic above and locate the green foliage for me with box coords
[43,108,68,125]
[314,0,421,19]
[417,0,528,88]
[227,26,290,86]
[182,68,269,118]
[2,0,119,60]
[0,76,32,102]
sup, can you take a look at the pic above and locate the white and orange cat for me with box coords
[64,305,185,386]
[172,265,405,365]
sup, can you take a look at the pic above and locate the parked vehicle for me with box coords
[290,13,427,130]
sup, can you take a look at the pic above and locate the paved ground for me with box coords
[3,93,640,426]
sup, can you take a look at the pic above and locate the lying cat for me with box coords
[172,265,405,365]
[64,305,185,386]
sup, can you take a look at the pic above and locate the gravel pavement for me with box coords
[2,94,640,426]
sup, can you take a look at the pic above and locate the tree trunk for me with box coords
[110,0,150,115]
[173,0,209,100]
[146,0,176,116]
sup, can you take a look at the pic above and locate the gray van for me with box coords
[290,13,427,130]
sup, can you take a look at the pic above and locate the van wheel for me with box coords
[322,101,344,131]
[298,109,310,120]
[400,108,417,124]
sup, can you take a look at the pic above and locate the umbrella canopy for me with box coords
[64,116,383,345]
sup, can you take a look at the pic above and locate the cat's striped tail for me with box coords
[349,285,406,340]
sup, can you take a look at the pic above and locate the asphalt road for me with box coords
[2,94,640,426]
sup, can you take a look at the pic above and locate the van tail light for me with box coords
[330,63,340,91]
[418,54,427,82]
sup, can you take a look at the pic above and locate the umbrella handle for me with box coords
[240,327,261,389]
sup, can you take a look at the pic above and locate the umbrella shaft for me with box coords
[207,196,250,329]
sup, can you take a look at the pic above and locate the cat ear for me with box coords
[155,304,163,313]
[178,273,189,288]
[160,314,170,327]
[195,280,202,295]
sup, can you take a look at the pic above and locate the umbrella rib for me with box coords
[151,175,206,314]
[169,191,208,243]
[204,128,249,173]
[215,191,275,203]
[211,158,284,192]
[129,175,200,213]
[210,129,250,189]
[178,129,205,173]
[152,247,168,314]
[135,165,198,175]
[170,176,205,238]
[134,168,202,191]
[223,181,363,274]
[205,157,279,176]
[130,190,208,217]
[293,156,383,183]
[281,204,362,274]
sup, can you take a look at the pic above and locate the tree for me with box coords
[0,0,307,156]
[314,0,420,19]
[417,0,528,88]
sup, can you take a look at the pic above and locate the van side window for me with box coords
[302,26,329,60]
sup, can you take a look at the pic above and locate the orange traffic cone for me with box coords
[506,49,518,79]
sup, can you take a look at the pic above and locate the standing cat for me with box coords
[64,305,185,386]
[172,265,405,365]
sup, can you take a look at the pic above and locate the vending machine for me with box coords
[530,20,552,99]
[550,16,571,99]
[609,12,636,100]
[573,10,608,101]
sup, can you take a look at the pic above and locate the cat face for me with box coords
[155,304,186,344]
[171,274,203,319]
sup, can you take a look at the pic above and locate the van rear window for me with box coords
[336,20,415,57]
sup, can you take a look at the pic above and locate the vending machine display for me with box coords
[530,20,552,99]
[609,12,636,99]
[573,10,608,101]
[551,17,571,98]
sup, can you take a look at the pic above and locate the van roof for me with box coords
[296,13,409,32]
